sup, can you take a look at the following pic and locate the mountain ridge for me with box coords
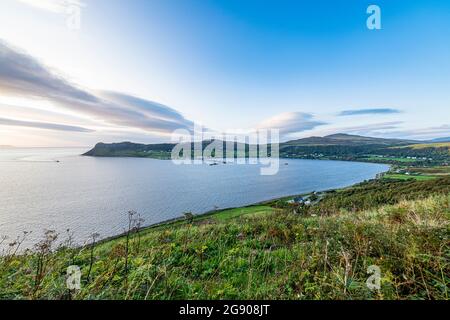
[83,133,450,166]
[85,133,421,156]
[284,133,419,146]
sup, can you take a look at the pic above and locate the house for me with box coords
[287,196,314,205]
[287,196,305,204]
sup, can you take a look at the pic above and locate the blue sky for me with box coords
[0,0,449,146]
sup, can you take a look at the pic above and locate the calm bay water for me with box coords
[0,148,389,248]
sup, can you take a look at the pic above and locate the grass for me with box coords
[364,156,417,163]
[207,206,275,221]
[392,142,450,154]
[381,165,450,181]
[383,174,437,181]
[408,142,450,149]
[308,177,450,213]
[411,166,450,175]
[132,205,275,234]
[1,192,449,300]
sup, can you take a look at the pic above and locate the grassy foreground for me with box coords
[1,186,449,300]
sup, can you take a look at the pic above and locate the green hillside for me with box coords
[283,133,418,147]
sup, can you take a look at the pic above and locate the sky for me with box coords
[0,0,449,147]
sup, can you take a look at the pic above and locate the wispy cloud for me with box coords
[0,40,194,135]
[1,40,325,141]
[377,124,450,140]
[0,117,94,132]
[338,108,401,116]
[1,39,432,144]
[312,121,405,138]
[257,112,326,137]
[98,91,194,133]
[340,121,404,133]
[312,122,450,141]
[16,0,82,13]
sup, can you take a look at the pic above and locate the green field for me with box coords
[364,156,417,163]
[138,205,276,233]
[206,206,275,221]
[408,142,450,149]
[381,165,450,181]
[411,166,450,175]
[383,173,437,181]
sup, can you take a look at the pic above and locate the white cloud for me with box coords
[375,125,450,140]
[0,45,327,141]
[257,112,326,137]
[338,108,401,116]
[17,0,82,13]
[0,40,194,136]
[0,117,94,132]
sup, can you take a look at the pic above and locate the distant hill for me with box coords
[430,137,450,143]
[84,134,420,156]
[83,141,175,158]
[399,142,450,148]
[83,140,248,159]
[83,133,449,165]
[283,133,419,147]
[277,134,448,164]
